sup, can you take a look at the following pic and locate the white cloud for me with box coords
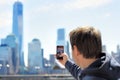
[34,4,54,13]
[105,13,111,17]
[0,0,12,5]
[0,0,112,28]
[0,0,26,5]
[0,11,12,28]
[64,0,112,10]
[0,0,13,28]
[0,0,27,28]
[0,0,20,5]
[29,0,112,14]
[0,12,12,39]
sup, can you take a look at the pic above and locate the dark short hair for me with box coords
[69,26,102,58]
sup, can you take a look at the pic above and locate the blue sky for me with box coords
[0,0,120,65]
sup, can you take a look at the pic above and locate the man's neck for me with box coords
[79,58,97,69]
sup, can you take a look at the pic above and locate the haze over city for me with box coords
[0,0,120,66]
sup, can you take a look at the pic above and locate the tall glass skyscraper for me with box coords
[28,39,43,73]
[57,28,66,45]
[57,28,65,41]
[3,34,19,74]
[0,45,13,74]
[12,1,24,69]
[56,28,70,57]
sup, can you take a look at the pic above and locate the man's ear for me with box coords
[73,45,80,56]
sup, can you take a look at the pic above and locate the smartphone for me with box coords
[56,45,64,60]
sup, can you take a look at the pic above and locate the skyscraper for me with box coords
[117,45,120,53]
[66,41,70,58]
[102,45,107,53]
[57,28,65,45]
[28,39,43,73]
[49,54,56,66]
[56,28,70,57]
[57,28,65,41]
[1,34,19,74]
[12,1,24,68]
[0,44,13,74]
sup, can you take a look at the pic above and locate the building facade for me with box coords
[112,45,120,64]
[1,34,19,74]
[0,45,13,74]
[12,1,24,67]
[28,39,43,73]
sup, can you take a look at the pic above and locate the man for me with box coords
[57,26,120,80]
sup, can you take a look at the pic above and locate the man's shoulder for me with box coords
[80,53,120,80]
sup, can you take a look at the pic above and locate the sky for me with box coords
[0,0,120,66]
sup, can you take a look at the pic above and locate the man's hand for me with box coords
[57,53,69,66]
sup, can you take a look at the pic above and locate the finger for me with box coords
[59,53,65,56]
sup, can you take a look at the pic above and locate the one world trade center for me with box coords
[12,1,24,70]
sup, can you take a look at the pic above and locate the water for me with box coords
[0,74,74,80]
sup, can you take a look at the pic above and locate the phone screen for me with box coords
[56,46,64,59]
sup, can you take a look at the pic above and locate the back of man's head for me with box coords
[69,26,102,59]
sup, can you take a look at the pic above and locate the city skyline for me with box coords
[0,0,120,66]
